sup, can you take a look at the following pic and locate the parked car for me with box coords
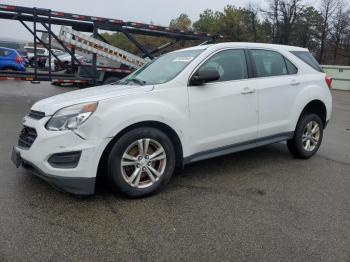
[0,41,28,66]
[54,53,87,71]
[12,42,332,197]
[0,47,26,71]
[44,51,67,70]
[24,46,63,68]
[44,52,87,72]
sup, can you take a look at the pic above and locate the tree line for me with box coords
[102,0,350,65]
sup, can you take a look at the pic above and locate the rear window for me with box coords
[290,51,323,72]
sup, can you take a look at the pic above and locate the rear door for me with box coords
[248,49,302,138]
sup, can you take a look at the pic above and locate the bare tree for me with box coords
[330,3,349,60]
[265,0,305,44]
[246,2,260,42]
[271,0,281,43]
[279,0,305,44]
[319,0,340,63]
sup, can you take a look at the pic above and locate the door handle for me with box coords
[290,79,300,86]
[241,87,255,95]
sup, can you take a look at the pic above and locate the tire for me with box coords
[29,57,37,67]
[103,76,120,85]
[107,127,176,197]
[287,113,323,159]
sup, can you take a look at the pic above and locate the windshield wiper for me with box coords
[125,78,146,86]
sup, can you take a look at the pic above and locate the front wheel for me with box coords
[287,113,323,159]
[107,127,176,197]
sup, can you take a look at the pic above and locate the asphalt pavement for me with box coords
[0,81,349,261]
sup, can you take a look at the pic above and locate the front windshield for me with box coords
[118,49,203,85]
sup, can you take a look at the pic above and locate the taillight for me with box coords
[325,75,332,89]
[15,55,22,64]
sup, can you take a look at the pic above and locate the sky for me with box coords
[0,0,250,41]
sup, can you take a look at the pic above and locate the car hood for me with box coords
[31,84,154,115]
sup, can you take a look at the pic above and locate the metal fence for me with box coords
[322,65,350,91]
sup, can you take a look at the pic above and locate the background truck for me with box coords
[0,4,222,87]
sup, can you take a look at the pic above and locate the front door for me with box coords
[188,49,258,154]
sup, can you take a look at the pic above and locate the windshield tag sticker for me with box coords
[173,57,194,62]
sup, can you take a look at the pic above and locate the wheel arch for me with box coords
[96,120,184,181]
[298,99,327,128]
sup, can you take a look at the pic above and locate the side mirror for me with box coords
[190,68,220,86]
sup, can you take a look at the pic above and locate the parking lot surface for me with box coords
[0,81,349,261]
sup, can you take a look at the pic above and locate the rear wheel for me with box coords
[107,127,176,197]
[287,113,323,159]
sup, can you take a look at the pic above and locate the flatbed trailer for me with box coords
[0,4,222,86]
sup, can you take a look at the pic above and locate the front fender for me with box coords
[77,88,191,156]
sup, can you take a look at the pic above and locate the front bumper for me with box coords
[13,115,111,195]
[13,152,95,195]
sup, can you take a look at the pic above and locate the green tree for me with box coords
[193,9,222,33]
[100,32,133,52]
[290,6,323,52]
[169,14,192,30]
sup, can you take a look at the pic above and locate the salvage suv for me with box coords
[12,43,332,197]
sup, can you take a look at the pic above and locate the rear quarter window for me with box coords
[0,50,11,57]
[290,51,323,72]
[285,59,298,74]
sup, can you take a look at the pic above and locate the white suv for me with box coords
[12,43,332,197]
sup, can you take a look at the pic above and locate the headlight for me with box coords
[46,102,98,131]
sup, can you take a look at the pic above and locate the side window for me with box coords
[37,49,46,55]
[251,49,288,77]
[285,58,298,74]
[26,48,34,53]
[0,50,5,57]
[199,49,248,82]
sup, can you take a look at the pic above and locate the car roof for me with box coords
[0,46,16,52]
[180,42,308,52]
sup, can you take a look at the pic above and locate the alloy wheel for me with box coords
[302,121,320,152]
[121,138,167,188]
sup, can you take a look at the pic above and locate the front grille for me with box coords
[18,126,37,149]
[28,110,45,120]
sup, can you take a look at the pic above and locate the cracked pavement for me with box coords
[0,81,349,261]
